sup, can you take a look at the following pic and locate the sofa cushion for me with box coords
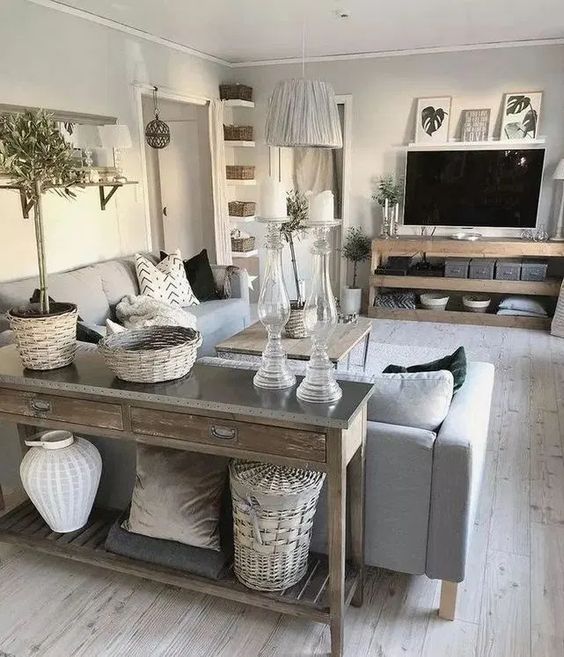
[93,258,139,308]
[367,371,454,431]
[188,298,248,336]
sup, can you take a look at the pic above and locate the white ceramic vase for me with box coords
[20,430,102,533]
[341,287,362,315]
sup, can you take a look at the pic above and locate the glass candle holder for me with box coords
[296,221,342,404]
[253,218,296,390]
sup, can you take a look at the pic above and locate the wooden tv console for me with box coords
[368,236,564,329]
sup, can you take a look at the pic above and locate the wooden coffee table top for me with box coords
[216,318,372,363]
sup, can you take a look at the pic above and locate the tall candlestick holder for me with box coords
[296,220,342,404]
[253,217,296,390]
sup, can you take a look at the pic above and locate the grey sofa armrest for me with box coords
[211,265,250,305]
[426,361,495,582]
[0,330,14,347]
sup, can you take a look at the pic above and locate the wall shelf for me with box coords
[226,179,256,186]
[223,99,255,108]
[407,137,546,151]
[229,215,256,223]
[232,249,258,258]
[224,140,255,148]
[0,180,138,218]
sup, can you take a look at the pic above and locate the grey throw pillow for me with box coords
[124,445,228,551]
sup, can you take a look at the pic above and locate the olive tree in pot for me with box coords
[281,190,309,338]
[341,227,371,316]
[0,109,80,370]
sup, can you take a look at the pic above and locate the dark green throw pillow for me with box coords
[383,346,467,393]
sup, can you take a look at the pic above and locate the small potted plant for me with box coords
[341,227,371,316]
[281,190,309,338]
[373,175,403,238]
[0,109,80,370]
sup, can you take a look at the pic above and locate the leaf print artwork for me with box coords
[506,95,531,115]
[501,92,542,140]
[421,106,448,136]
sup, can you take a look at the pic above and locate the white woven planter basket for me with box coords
[230,460,325,591]
[285,307,308,339]
[98,325,202,383]
[8,304,77,370]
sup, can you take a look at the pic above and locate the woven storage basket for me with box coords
[229,201,256,217]
[226,165,255,180]
[220,84,253,102]
[98,326,202,383]
[224,125,254,141]
[231,235,256,252]
[8,303,78,370]
[285,306,308,339]
[230,460,325,591]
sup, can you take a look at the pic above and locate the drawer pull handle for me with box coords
[29,399,52,413]
[209,425,237,441]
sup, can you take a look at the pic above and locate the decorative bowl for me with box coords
[420,293,449,311]
[462,295,491,313]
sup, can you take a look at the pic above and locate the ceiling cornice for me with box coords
[25,0,232,67]
[25,0,564,69]
[231,37,564,67]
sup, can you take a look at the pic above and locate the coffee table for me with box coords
[216,318,372,371]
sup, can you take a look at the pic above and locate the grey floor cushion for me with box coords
[105,512,230,579]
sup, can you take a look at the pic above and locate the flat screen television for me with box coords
[403,148,545,229]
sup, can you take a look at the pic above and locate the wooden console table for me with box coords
[0,345,373,657]
[369,236,564,329]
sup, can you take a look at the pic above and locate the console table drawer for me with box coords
[0,388,124,431]
[130,407,326,462]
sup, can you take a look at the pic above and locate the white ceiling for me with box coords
[41,0,564,64]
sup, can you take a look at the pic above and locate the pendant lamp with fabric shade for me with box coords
[265,78,342,149]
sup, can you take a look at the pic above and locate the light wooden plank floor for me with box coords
[1,319,564,656]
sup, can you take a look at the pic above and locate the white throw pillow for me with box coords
[367,370,454,431]
[498,295,547,316]
[135,250,199,307]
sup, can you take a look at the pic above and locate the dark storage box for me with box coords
[469,258,495,280]
[495,259,522,281]
[219,84,253,102]
[445,258,470,278]
[521,259,548,281]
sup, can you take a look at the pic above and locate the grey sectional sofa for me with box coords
[200,354,495,621]
[0,256,251,356]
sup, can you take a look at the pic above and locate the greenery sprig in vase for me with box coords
[373,175,403,238]
[0,109,81,369]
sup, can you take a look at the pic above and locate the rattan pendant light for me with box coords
[145,86,170,149]
[265,24,342,149]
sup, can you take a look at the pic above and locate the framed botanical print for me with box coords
[415,96,451,143]
[500,92,542,140]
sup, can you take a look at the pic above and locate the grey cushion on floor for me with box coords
[105,512,230,579]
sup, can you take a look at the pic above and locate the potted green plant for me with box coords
[341,226,371,315]
[0,109,80,370]
[281,190,309,338]
[373,175,403,238]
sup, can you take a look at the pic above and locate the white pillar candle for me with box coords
[309,190,335,223]
[260,176,287,219]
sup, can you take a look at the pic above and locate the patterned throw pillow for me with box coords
[135,250,199,307]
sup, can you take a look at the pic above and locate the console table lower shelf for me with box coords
[0,500,360,625]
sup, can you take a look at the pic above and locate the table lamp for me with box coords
[99,124,132,181]
[74,124,102,169]
[552,159,564,241]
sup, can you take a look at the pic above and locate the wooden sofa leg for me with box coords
[439,580,458,620]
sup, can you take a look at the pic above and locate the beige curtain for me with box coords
[209,99,232,265]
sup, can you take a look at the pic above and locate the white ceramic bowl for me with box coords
[463,295,491,313]
[420,293,449,311]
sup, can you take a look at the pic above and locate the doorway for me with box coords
[142,96,215,260]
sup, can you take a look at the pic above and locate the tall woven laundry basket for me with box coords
[229,460,325,591]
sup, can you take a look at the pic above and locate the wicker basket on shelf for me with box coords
[224,125,254,141]
[229,201,256,217]
[220,84,253,102]
[98,326,202,383]
[231,233,256,252]
[226,165,255,180]
[230,460,325,591]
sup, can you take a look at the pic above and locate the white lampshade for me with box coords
[73,124,103,149]
[99,124,132,149]
[553,158,564,181]
[265,79,343,149]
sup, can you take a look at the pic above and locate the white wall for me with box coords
[233,44,564,289]
[0,0,228,283]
